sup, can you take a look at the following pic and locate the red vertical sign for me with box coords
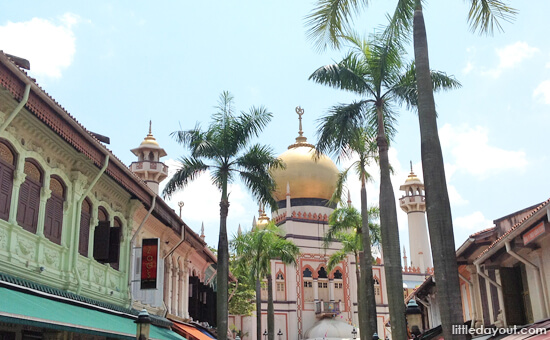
[141,238,158,289]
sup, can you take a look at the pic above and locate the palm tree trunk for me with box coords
[359,177,377,339]
[267,273,274,340]
[375,105,407,339]
[218,197,230,340]
[354,253,367,340]
[413,2,465,339]
[256,277,262,340]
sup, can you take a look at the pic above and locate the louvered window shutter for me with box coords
[93,221,111,262]
[16,182,30,229]
[0,165,13,220]
[44,196,63,244]
[108,227,121,266]
[79,210,91,256]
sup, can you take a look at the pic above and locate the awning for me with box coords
[0,286,185,340]
[172,321,216,340]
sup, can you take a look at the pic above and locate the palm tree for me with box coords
[309,32,460,339]
[306,1,516,338]
[324,205,381,340]
[231,223,300,340]
[163,92,282,340]
[316,126,379,340]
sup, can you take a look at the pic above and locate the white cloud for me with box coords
[454,211,493,231]
[462,61,474,75]
[482,41,538,78]
[534,80,550,104]
[0,13,81,78]
[439,124,528,178]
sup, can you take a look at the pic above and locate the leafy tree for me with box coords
[316,125,379,339]
[324,205,381,340]
[231,223,300,340]
[228,257,256,316]
[306,1,515,337]
[163,92,282,340]
[310,31,459,339]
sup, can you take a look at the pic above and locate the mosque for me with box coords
[229,108,434,340]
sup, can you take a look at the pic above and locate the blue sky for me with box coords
[1,1,549,257]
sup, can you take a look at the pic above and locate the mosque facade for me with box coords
[229,108,434,340]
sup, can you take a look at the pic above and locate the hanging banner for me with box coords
[141,238,159,289]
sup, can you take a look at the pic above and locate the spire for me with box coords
[200,222,205,240]
[288,106,314,149]
[410,160,413,174]
[347,190,352,205]
[149,120,152,135]
[238,224,242,236]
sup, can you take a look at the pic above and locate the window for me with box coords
[79,198,91,256]
[318,282,328,288]
[333,270,343,279]
[318,267,328,279]
[17,160,42,233]
[335,283,343,289]
[0,141,16,221]
[110,217,122,270]
[277,283,285,292]
[276,272,284,280]
[303,268,312,278]
[303,281,312,288]
[93,207,121,267]
[44,176,65,244]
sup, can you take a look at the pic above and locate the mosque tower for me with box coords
[130,121,168,194]
[399,163,432,272]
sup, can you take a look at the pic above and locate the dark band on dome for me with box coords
[277,198,337,209]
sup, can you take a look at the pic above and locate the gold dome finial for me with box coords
[141,120,159,146]
[289,106,313,149]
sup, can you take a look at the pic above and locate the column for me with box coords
[183,268,190,319]
[36,182,51,236]
[329,278,334,302]
[165,258,172,315]
[8,161,26,225]
[313,278,319,301]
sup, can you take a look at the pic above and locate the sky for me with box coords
[1,1,549,259]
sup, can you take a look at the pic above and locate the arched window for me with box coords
[17,160,43,233]
[111,217,122,270]
[79,198,92,256]
[44,176,65,244]
[303,268,312,278]
[318,267,328,279]
[0,141,16,221]
[333,270,343,279]
[93,206,110,262]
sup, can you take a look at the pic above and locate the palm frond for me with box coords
[309,54,373,95]
[467,0,517,36]
[315,100,373,160]
[162,157,209,198]
[305,0,370,52]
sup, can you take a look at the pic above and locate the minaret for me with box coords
[200,222,205,241]
[399,162,432,273]
[130,121,168,194]
[256,203,270,229]
[402,246,408,269]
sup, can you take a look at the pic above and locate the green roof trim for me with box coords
[0,272,172,328]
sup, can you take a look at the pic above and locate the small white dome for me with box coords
[304,319,358,340]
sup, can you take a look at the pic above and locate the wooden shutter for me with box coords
[108,227,121,266]
[93,221,111,262]
[0,164,13,220]
[79,202,91,256]
[44,196,63,244]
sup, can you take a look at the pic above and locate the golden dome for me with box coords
[140,133,159,147]
[271,107,339,202]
